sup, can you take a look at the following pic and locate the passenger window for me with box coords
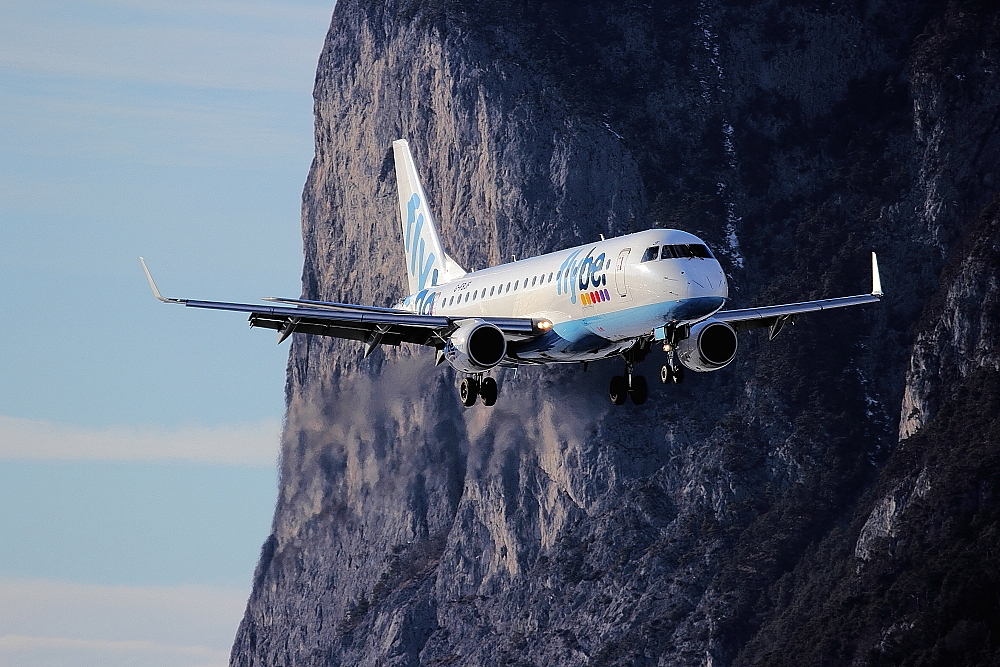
[506,282,511,292]
[548,272,553,282]
[641,246,659,262]
[513,281,518,291]
[472,291,477,301]
[490,286,495,296]
[532,276,537,287]
[557,270,562,281]
[464,292,469,302]
[448,296,454,306]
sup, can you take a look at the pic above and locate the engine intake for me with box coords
[444,320,507,373]
[676,319,738,372]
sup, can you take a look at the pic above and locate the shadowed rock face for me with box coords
[230,1,1000,665]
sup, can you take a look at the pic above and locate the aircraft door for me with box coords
[615,248,630,297]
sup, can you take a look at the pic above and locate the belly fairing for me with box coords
[510,295,726,363]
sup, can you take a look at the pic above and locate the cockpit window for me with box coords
[660,243,714,259]
[641,246,659,262]
[690,244,713,258]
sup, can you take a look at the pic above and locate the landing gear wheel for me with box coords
[609,375,629,405]
[671,364,685,384]
[660,365,672,384]
[460,377,479,407]
[630,375,648,405]
[480,377,498,406]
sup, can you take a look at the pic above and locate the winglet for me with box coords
[139,257,186,304]
[871,252,883,297]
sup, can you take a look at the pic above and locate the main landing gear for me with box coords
[609,344,650,406]
[459,375,498,407]
[609,370,648,406]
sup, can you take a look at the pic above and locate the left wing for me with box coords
[713,252,883,339]
[140,258,547,357]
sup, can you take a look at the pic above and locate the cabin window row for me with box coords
[441,269,570,307]
[640,244,714,262]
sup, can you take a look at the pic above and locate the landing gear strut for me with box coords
[609,345,649,406]
[459,375,499,407]
[659,341,684,385]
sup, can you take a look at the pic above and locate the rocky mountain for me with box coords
[230,1,1000,665]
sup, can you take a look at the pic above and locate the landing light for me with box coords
[663,343,672,352]
[537,319,553,331]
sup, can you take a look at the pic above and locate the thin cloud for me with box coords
[0,416,280,466]
[97,0,335,23]
[0,636,228,666]
[0,1,330,92]
[0,87,307,165]
[0,577,246,667]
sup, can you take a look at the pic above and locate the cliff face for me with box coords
[231,1,1000,666]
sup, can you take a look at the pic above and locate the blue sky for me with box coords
[1,1,334,665]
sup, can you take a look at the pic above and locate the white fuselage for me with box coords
[397,229,729,363]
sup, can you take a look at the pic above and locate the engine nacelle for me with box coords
[676,319,738,372]
[443,319,507,373]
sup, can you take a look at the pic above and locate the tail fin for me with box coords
[393,139,466,293]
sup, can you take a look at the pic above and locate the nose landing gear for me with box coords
[659,343,684,385]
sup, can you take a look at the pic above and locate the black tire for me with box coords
[660,365,672,384]
[671,364,685,384]
[630,375,648,405]
[460,378,479,407]
[609,375,628,405]
[480,377,498,406]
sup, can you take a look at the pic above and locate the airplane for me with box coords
[141,139,882,407]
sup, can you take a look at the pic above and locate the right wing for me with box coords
[140,258,547,356]
[712,252,883,339]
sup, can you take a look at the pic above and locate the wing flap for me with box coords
[184,299,539,345]
[262,297,411,314]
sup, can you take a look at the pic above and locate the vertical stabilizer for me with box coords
[393,140,467,294]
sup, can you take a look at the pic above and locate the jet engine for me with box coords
[676,319,738,372]
[443,319,507,373]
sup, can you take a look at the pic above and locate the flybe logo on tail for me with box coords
[557,247,609,306]
[405,194,439,291]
